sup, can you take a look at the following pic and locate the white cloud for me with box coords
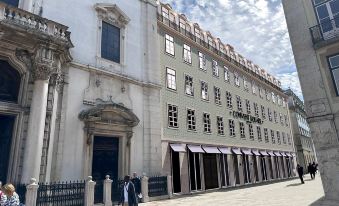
[276,72,303,100]
[161,0,302,99]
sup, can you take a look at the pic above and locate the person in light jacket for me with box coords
[119,175,138,206]
[1,184,20,206]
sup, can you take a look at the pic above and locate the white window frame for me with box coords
[229,119,235,137]
[199,52,206,71]
[166,67,176,90]
[187,108,196,131]
[257,126,262,142]
[214,86,221,105]
[165,34,175,56]
[183,44,192,63]
[277,131,281,144]
[185,74,194,96]
[224,66,230,82]
[254,102,259,117]
[234,72,240,87]
[168,104,178,128]
[212,60,219,77]
[240,122,245,139]
[243,77,249,91]
[249,124,254,140]
[246,99,251,114]
[261,105,266,119]
[264,128,269,143]
[203,112,211,133]
[226,91,233,109]
[252,81,256,94]
[271,130,275,144]
[201,81,209,100]
[236,95,242,111]
[217,116,224,135]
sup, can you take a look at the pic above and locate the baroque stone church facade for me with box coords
[0,0,162,184]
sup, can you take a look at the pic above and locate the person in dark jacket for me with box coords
[308,163,314,179]
[311,162,317,179]
[131,173,141,202]
[297,164,304,184]
[119,175,138,206]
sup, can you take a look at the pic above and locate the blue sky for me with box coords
[161,0,303,99]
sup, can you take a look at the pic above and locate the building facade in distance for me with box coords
[158,3,296,194]
[285,89,317,171]
[282,0,339,204]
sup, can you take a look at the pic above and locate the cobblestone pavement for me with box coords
[142,174,324,206]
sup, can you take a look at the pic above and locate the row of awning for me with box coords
[170,144,295,157]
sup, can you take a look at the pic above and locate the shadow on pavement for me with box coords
[286,183,303,187]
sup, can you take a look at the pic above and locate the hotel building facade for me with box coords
[283,0,339,204]
[285,89,317,171]
[158,3,297,194]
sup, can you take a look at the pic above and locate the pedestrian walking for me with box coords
[0,183,20,206]
[297,164,304,184]
[131,172,142,202]
[307,163,314,179]
[119,175,138,206]
[315,163,319,174]
[311,162,317,179]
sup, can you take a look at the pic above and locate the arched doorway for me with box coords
[0,60,21,183]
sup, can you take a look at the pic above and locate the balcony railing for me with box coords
[157,13,283,92]
[0,2,71,42]
[310,17,339,45]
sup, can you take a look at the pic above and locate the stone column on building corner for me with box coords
[21,48,61,183]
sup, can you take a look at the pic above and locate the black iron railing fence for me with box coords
[148,176,167,197]
[111,179,124,203]
[94,180,103,204]
[310,17,339,45]
[36,180,85,206]
[157,13,283,92]
[14,183,26,204]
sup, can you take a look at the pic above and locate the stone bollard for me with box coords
[103,175,113,206]
[141,176,149,203]
[25,178,39,206]
[85,176,96,206]
[167,175,173,199]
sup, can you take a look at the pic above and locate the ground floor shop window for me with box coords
[242,154,251,184]
[220,154,230,187]
[253,156,259,182]
[171,150,181,193]
[203,154,219,189]
[275,157,281,179]
[233,154,240,185]
[260,156,268,181]
[268,157,274,179]
[189,151,202,191]
[286,157,292,177]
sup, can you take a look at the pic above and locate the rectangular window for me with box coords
[282,132,286,144]
[201,81,209,100]
[183,44,192,63]
[280,113,284,125]
[261,105,266,119]
[226,91,233,109]
[101,21,120,63]
[266,90,271,101]
[212,60,219,77]
[249,124,254,140]
[236,95,242,111]
[3,0,19,7]
[246,99,251,114]
[203,113,211,133]
[234,73,240,87]
[268,108,272,122]
[240,122,245,139]
[285,115,289,126]
[264,128,269,143]
[199,52,206,71]
[166,68,176,90]
[259,87,264,98]
[224,66,230,82]
[274,111,278,123]
[217,116,224,135]
[244,77,249,91]
[229,119,235,137]
[165,34,175,56]
[214,87,221,105]
[277,131,281,144]
[252,82,256,94]
[185,75,194,96]
[254,103,259,117]
[272,92,276,103]
[328,54,339,95]
[187,109,196,131]
[168,104,178,128]
[287,134,291,145]
[271,130,275,144]
[257,126,262,142]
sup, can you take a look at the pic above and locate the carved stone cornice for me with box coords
[95,3,130,28]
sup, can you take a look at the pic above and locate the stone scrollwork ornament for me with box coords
[32,48,58,81]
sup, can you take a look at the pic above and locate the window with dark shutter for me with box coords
[101,21,120,63]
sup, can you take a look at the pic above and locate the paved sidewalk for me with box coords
[142,174,324,206]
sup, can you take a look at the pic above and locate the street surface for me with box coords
[142,174,324,206]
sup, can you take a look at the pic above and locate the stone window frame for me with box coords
[212,60,219,77]
[264,128,269,143]
[257,126,262,142]
[271,129,276,144]
[203,112,211,134]
[276,131,281,144]
[187,108,196,131]
[95,3,129,66]
[243,77,249,91]
[165,34,175,56]
[252,81,257,95]
[183,44,192,64]
[229,119,236,137]
[282,132,286,144]
[214,86,221,105]
[254,102,259,117]
[184,74,194,96]
[239,121,245,139]
[259,87,264,98]
[272,92,276,104]
[236,95,242,111]
[166,67,176,90]
[199,51,206,71]
[234,72,240,87]
[168,104,178,128]
[224,66,230,82]
[217,116,224,135]
[246,99,251,114]
[226,91,233,109]
[201,81,209,101]
[280,113,284,125]
[274,111,278,123]
[249,123,254,140]
[284,115,289,127]
[261,105,266,119]
[268,108,273,122]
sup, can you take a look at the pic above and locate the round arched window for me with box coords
[0,60,21,103]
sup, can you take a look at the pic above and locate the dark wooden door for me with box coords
[203,154,218,189]
[0,115,15,183]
